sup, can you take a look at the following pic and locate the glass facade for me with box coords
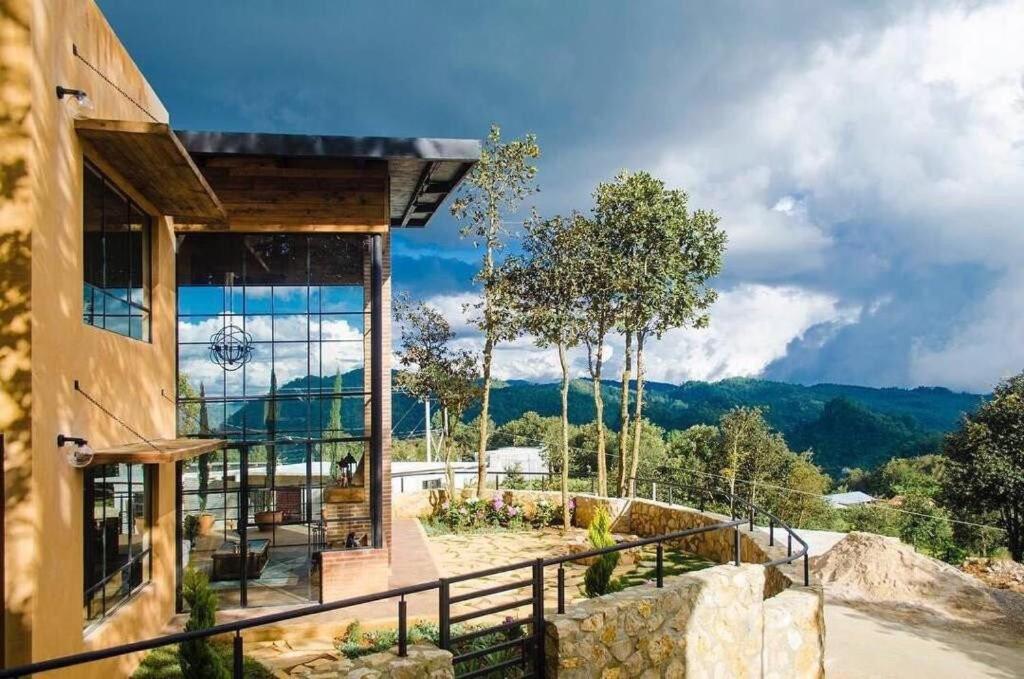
[83,464,152,628]
[176,233,372,608]
[83,161,151,341]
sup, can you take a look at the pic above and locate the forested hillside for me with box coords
[224,372,983,474]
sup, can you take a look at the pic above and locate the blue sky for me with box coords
[100,1,1024,392]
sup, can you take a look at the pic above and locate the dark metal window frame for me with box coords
[174,233,381,609]
[82,160,152,342]
[83,463,153,630]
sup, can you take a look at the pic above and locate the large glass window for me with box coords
[83,161,151,341]
[84,463,152,628]
[176,233,370,608]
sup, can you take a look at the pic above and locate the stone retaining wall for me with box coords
[545,565,824,679]
[340,645,453,678]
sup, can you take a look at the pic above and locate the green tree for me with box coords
[577,214,618,497]
[324,368,346,481]
[264,370,278,485]
[491,411,563,458]
[197,382,211,512]
[177,374,200,435]
[501,212,589,528]
[899,492,956,559]
[583,506,620,597]
[942,371,1024,560]
[451,124,541,496]
[592,171,725,497]
[715,406,767,513]
[767,453,838,530]
[394,297,482,492]
[179,568,228,679]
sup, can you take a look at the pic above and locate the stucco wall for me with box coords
[2,0,176,673]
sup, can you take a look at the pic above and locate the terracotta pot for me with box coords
[254,510,284,532]
[197,513,216,536]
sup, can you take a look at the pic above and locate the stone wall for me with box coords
[762,588,826,679]
[338,645,453,678]
[625,499,793,596]
[545,565,824,679]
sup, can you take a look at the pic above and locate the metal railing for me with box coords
[0,472,808,678]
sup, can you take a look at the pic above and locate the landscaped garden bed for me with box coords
[420,493,573,536]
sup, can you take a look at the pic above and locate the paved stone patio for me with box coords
[248,524,711,676]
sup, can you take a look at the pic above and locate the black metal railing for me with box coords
[0,472,808,679]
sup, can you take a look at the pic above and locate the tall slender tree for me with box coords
[451,124,540,495]
[500,212,588,528]
[264,370,278,487]
[577,215,619,496]
[594,171,725,496]
[394,297,482,492]
[197,382,210,511]
[325,368,345,482]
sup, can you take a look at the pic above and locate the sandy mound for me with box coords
[811,532,1024,628]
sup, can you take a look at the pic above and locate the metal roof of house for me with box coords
[175,130,480,228]
[825,491,876,507]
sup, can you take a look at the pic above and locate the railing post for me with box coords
[398,596,408,657]
[749,508,754,532]
[787,532,792,557]
[233,632,244,678]
[668,486,673,506]
[557,565,566,614]
[438,579,450,650]
[769,519,774,546]
[656,543,664,588]
[733,525,741,567]
[400,476,404,493]
[532,559,546,679]
[495,473,499,490]
[804,553,810,587]
[651,482,657,502]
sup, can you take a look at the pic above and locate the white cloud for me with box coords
[419,285,854,384]
[652,0,1024,388]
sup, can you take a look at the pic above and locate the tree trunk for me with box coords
[443,407,455,494]
[589,330,608,496]
[476,241,495,497]
[616,331,633,497]
[628,334,647,497]
[476,335,493,496]
[558,343,571,530]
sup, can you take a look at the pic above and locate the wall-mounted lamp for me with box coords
[55,85,94,117]
[57,434,94,468]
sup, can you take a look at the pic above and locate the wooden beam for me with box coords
[400,161,435,227]
[75,119,226,223]
[87,438,227,467]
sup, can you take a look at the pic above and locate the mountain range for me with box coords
[226,372,985,475]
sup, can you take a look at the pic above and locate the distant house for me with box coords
[488,446,548,476]
[392,461,479,494]
[825,491,876,508]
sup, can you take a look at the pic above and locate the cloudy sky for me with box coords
[101,0,1024,393]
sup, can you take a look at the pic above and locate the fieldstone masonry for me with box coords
[544,565,824,678]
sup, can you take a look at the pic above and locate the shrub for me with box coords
[584,506,620,597]
[183,514,200,545]
[179,568,228,679]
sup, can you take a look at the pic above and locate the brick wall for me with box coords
[319,548,390,603]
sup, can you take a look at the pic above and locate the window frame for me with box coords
[83,463,154,631]
[82,159,153,342]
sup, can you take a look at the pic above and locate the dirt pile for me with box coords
[963,557,1024,593]
[811,531,1023,627]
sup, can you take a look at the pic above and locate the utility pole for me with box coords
[424,398,432,463]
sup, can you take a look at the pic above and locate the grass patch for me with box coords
[132,643,271,679]
[614,548,715,589]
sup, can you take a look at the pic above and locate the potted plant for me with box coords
[252,488,282,532]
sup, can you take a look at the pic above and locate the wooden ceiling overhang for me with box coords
[174,131,481,232]
[75,119,227,223]
[86,438,227,467]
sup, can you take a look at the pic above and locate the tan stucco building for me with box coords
[0,1,477,675]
